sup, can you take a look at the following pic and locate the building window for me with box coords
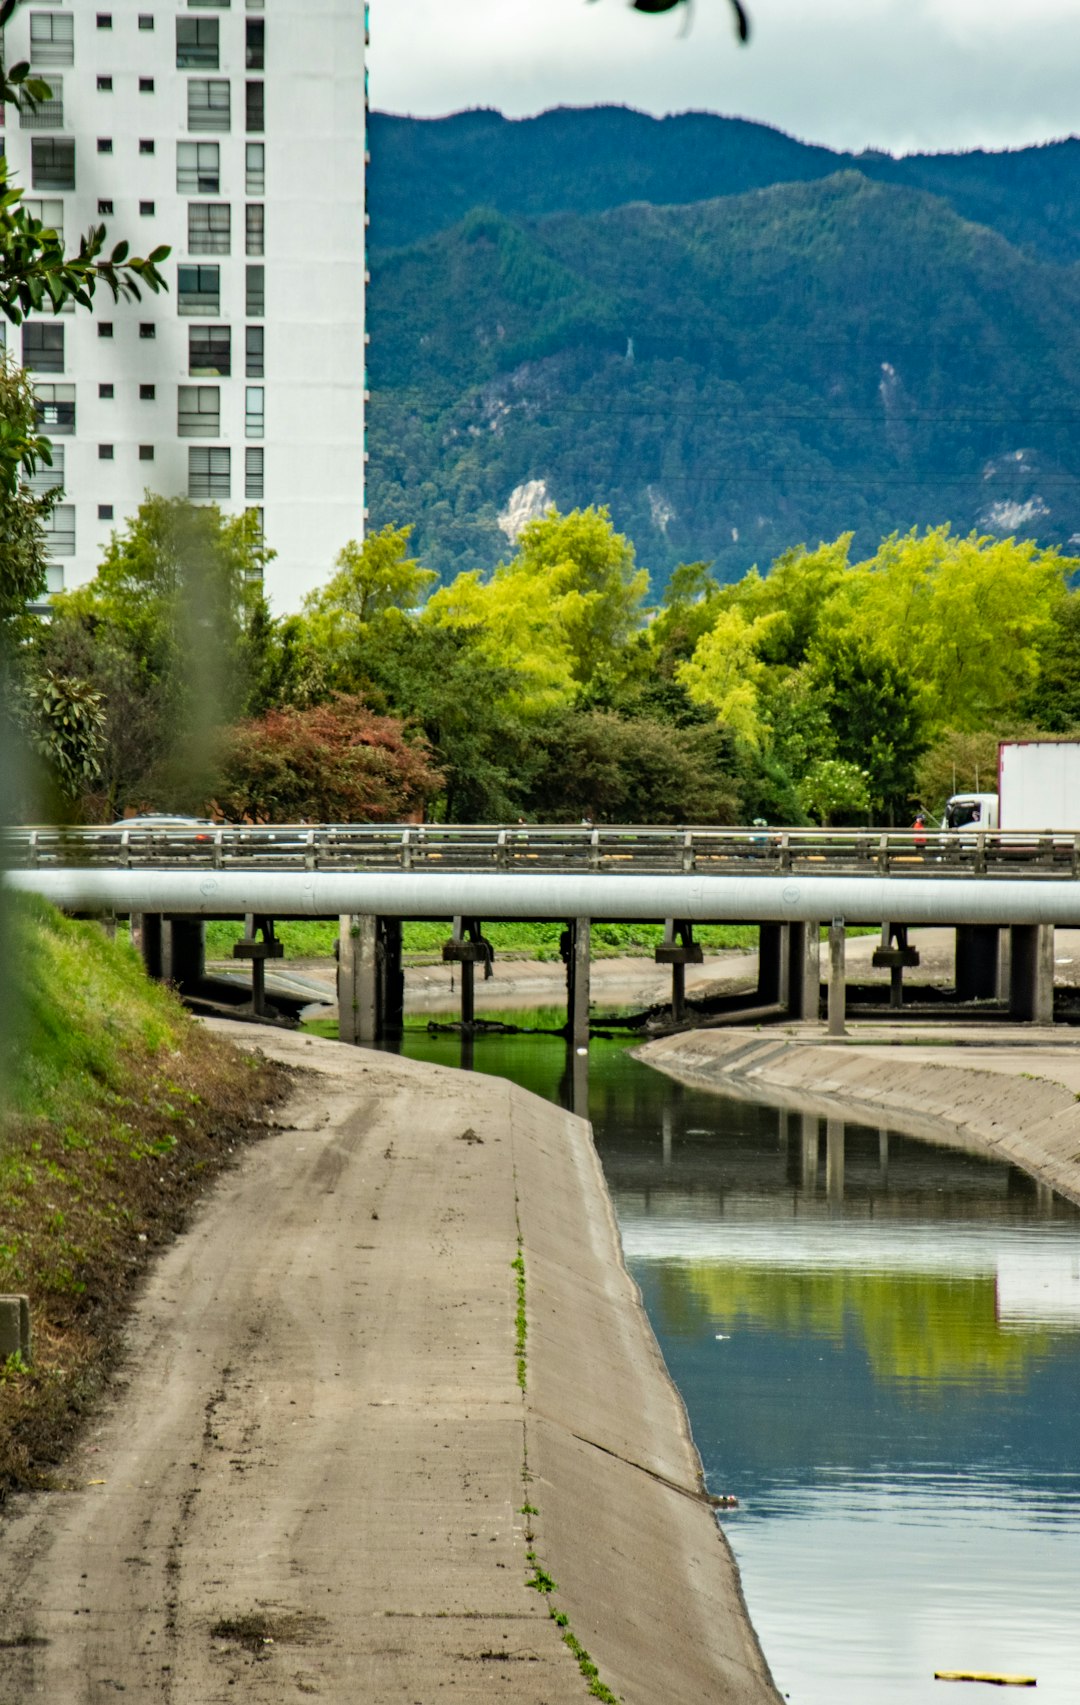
[188,202,230,254]
[34,384,75,435]
[245,142,264,194]
[189,324,230,376]
[140,384,156,400]
[140,200,155,216]
[31,137,75,190]
[31,13,75,64]
[44,504,75,556]
[98,198,113,216]
[20,75,64,128]
[97,75,113,92]
[188,78,230,132]
[138,13,154,28]
[178,384,221,436]
[23,199,64,246]
[177,141,220,194]
[99,443,114,460]
[97,137,114,154]
[139,138,155,155]
[245,446,264,498]
[245,385,264,438]
[139,444,155,461]
[245,263,264,317]
[244,204,264,256]
[245,81,264,132]
[189,446,230,500]
[98,504,114,521]
[99,382,114,398]
[177,17,219,68]
[190,0,232,7]
[246,18,264,67]
[96,13,112,27]
[245,324,263,377]
[140,76,155,93]
[178,264,220,316]
[98,322,114,338]
[26,442,63,496]
[23,322,64,373]
[139,322,156,339]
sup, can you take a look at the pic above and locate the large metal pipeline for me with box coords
[8,868,1080,928]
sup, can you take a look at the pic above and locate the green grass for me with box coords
[206,918,762,962]
[9,894,186,1123]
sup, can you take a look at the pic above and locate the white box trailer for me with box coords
[998,739,1080,832]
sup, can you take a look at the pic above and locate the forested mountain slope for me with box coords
[367,170,1080,587]
[368,107,1080,265]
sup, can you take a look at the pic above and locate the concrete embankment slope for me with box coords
[641,1025,1080,1206]
[0,1026,777,1705]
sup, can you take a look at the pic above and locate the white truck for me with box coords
[944,739,1080,833]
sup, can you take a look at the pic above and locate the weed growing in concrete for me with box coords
[561,1628,621,1702]
[511,1247,527,1390]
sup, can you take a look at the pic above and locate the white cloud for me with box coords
[369,0,1080,155]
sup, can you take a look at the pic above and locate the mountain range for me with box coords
[366,107,1080,588]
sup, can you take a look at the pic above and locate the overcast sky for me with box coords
[370,0,1080,157]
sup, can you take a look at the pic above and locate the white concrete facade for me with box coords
[4,0,367,611]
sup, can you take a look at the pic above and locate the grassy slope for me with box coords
[0,897,288,1494]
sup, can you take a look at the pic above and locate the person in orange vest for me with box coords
[912,811,927,852]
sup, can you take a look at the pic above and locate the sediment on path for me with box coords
[0,1027,779,1705]
[640,1028,1080,1207]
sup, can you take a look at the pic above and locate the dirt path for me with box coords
[0,1029,777,1705]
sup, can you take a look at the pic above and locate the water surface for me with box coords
[386,1015,1080,1703]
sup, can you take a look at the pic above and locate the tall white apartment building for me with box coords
[5,0,367,611]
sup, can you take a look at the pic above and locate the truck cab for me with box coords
[943,792,999,831]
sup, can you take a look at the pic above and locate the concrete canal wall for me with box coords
[0,1024,779,1705]
[640,1025,1080,1208]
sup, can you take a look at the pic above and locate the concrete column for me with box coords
[997,927,1012,1003]
[757,923,790,1005]
[0,1294,30,1364]
[955,924,1000,1002]
[1009,924,1055,1024]
[826,1118,845,1201]
[378,918,405,1035]
[338,913,378,1046]
[828,919,847,1037]
[460,958,476,1028]
[800,1112,819,1192]
[786,922,821,1020]
[161,917,205,993]
[878,1129,890,1176]
[566,917,591,1049]
[137,912,164,981]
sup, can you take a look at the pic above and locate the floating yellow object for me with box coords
[934,1673,1036,1688]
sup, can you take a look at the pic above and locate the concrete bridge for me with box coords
[7,824,1080,1040]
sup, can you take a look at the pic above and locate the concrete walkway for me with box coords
[642,1022,1080,1207]
[0,1027,778,1705]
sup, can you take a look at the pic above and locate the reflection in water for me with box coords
[387,1013,1080,1705]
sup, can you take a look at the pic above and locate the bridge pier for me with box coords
[955,924,1001,1002]
[656,920,703,1022]
[338,914,408,1045]
[564,917,591,1048]
[827,920,847,1036]
[135,913,205,994]
[1008,923,1055,1024]
[757,923,790,1007]
[442,918,494,1031]
[786,922,822,1020]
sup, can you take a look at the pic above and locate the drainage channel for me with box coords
[380,1009,1080,1705]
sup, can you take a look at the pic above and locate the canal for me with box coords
[384,1009,1080,1703]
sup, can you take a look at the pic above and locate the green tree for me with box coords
[38,498,274,813]
[808,633,928,821]
[303,524,437,665]
[1024,591,1080,731]
[0,353,55,631]
[525,709,740,824]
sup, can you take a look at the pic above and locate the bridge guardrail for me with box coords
[5,824,1080,880]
